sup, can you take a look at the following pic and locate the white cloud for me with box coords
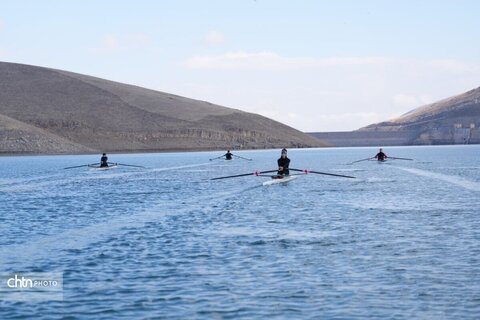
[185,51,390,70]
[232,98,399,131]
[300,112,399,132]
[90,33,152,54]
[93,35,119,53]
[426,59,476,75]
[205,31,225,45]
[178,51,480,131]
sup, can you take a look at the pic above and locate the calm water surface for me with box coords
[0,146,479,319]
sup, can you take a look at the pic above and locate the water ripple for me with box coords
[1,147,479,319]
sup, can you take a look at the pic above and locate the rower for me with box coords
[225,150,233,160]
[277,148,290,176]
[374,148,387,161]
[100,153,109,167]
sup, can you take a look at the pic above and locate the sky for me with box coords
[1,0,479,132]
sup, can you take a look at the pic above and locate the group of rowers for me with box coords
[98,148,389,173]
[221,148,290,175]
[223,148,388,176]
[222,147,388,176]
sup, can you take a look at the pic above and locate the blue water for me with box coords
[0,146,479,319]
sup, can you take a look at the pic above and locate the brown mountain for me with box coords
[309,87,480,146]
[360,86,480,144]
[0,61,326,154]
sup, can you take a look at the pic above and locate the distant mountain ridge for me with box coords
[0,61,326,154]
[362,87,480,131]
[309,87,480,146]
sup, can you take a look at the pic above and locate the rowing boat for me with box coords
[88,164,118,170]
[210,153,252,161]
[211,168,356,183]
[347,156,413,165]
[64,162,145,170]
[262,175,297,186]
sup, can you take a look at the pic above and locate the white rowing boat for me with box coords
[88,164,118,170]
[262,175,297,186]
[64,162,144,170]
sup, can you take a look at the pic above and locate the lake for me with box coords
[0,145,479,319]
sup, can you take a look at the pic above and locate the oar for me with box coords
[389,157,413,161]
[64,163,98,169]
[232,154,252,161]
[209,155,225,161]
[211,170,278,180]
[290,168,356,179]
[347,157,374,165]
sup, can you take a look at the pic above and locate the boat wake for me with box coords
[333,168,367,172]
[357,177,397,183]
[395,166,480,192]
[150,162,212,172]
[0,180,254,270]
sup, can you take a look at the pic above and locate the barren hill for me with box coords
[360,87,480,144]
[0,62,325,154]
[309,87,480,146]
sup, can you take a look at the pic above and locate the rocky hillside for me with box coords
[360,86,480,144]
[309,86,480,146]
[0,62,326,154]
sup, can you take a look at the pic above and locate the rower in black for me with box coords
[100,153,109,167]
[225,150,233,160]
[277,148,290,175]
[374,148,387,161]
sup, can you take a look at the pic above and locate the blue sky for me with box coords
[1,0,479,131]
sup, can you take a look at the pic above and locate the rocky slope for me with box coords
[360,86,480,144]
[309,87,480,146]
[0,62,326,154]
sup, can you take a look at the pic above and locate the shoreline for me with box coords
[1,143,478,158]
[0,145,328,157]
